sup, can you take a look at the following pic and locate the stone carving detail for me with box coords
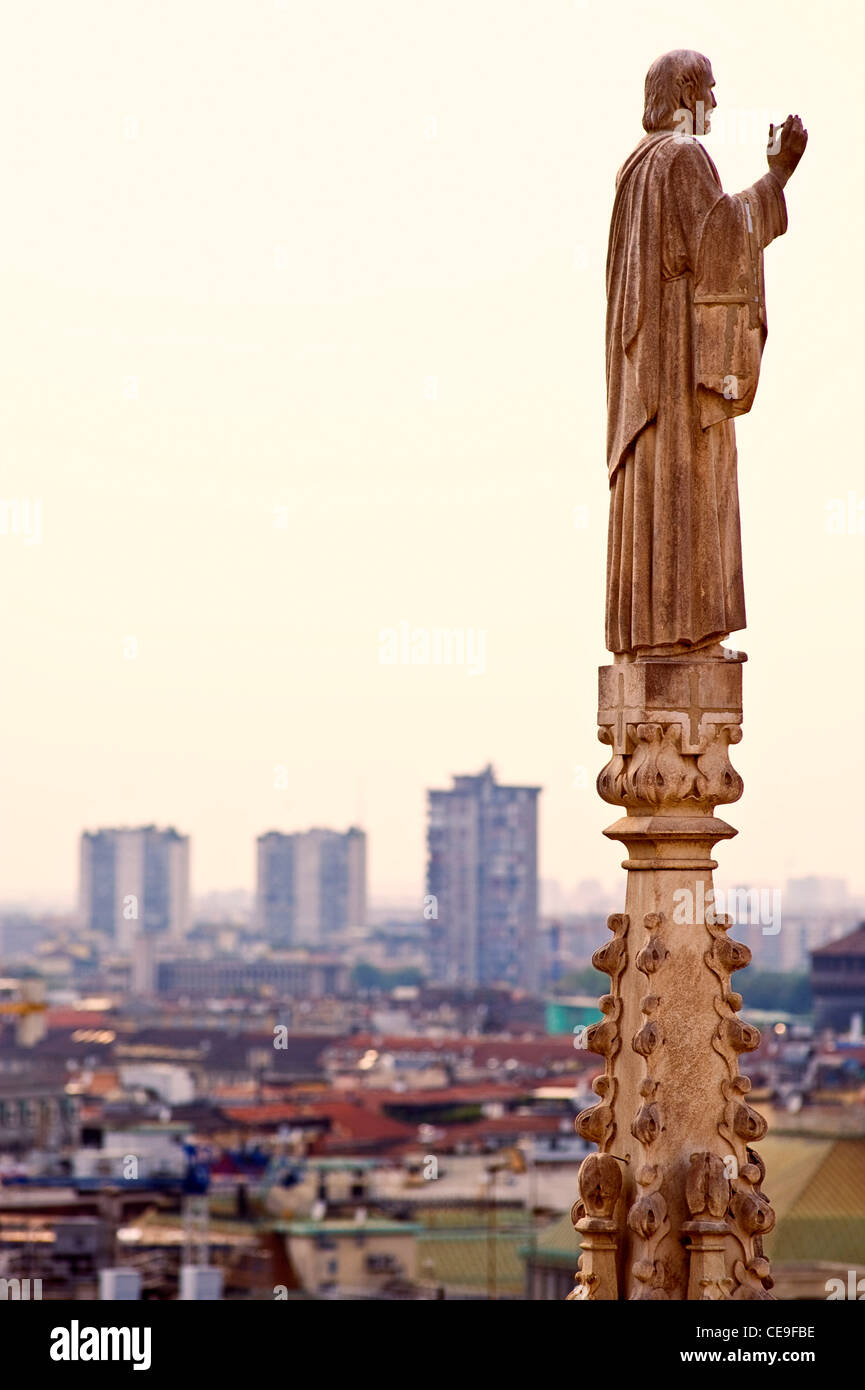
[572,647,780,1298]
[568,1154,623,1301]
[686,1150,730,1220]
[635,935,668,976]
[628,913,670,1298]
[598,719,743,812]
[683,1152,734,1299]
[704,909,776,1298]
[728,1148,776,1300]
[629,1162,670,1300]
[575,913,629,1152]
[632,1020,661,1058]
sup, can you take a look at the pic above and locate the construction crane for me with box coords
[258,1148,305,1213]
[181,1145,212,1267]
[0,979,47,1046]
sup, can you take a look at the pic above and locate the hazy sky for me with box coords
[1,0,862,908]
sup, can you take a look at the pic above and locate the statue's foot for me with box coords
[630,640,748,663]
[692,641,748,662]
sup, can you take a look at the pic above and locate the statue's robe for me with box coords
[605,132,787,655]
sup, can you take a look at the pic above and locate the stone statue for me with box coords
[605,50,807,658]
[571,54,807,1301]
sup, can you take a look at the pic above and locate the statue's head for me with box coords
[642,50,716,135]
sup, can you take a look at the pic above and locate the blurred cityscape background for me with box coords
[1,763,864,1301]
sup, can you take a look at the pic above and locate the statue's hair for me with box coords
[642,50,711,132]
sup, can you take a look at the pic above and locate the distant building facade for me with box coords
[79,827,190,948]
[787,876,848,912]
[281,1219,421,1298]
[427,765,540,991]
[811,923,865,1032]
[155,954,349,1000]
[256,828,366,947]
[0,1081,80,1156]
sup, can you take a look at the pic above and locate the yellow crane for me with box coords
[0,980,47,1045]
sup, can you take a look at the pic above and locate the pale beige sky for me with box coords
[0,0,861,907]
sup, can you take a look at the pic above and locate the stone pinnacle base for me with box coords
[569,657,775,1300]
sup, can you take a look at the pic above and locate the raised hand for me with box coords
[767,114,808,185]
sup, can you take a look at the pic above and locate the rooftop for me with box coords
[527,1134,865,1272]
[277,1219,423,1237]
[812,924,865,958]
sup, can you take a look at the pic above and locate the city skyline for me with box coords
[1,817,862,917]
[2,2,863,909]
[4,806,861,919]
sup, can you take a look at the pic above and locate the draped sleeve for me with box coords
[662,140,788,428]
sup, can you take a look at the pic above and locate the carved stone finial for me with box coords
[572,657,776,1299]
[570,1154,624,1300]
[575,913,629,1154]
[686,1151,729,1220]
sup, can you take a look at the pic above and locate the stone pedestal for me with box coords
[569,656,775,1300]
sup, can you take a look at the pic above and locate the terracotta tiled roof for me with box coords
[45,1010,115,1029]
[220,1101,414,1147]
[363,1085,531,1108]
[433,1115,570,1147]
[74,1070,120,1097]
[332,1035,579,1063]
